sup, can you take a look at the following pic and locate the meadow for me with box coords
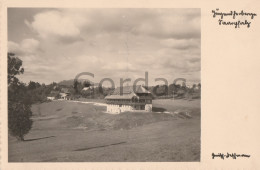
[8,98,200,162]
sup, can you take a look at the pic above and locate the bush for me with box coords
[8,102,33,141]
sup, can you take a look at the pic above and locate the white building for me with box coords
[47,96,55,100]
[105,85,153,114]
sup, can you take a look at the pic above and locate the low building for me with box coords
[60,88,70,100]
[105,85,153,114]
[47,96,55,100]
[47,90,59,100]
[82,87,91,91]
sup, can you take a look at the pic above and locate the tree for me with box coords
[172,84,181,94]
[8,98,32,141]
[8,53,33,141]
[198,83,201,90]
[181,82,187,90]
[83,80,91,88]
[73,80,79,94]
[28,81,41,90]
[8,53,24,85]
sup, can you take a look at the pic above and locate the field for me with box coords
[8,98,201,162]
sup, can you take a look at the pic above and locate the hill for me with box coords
[8,99,200,162]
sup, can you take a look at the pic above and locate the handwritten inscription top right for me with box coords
[212,8,257,28]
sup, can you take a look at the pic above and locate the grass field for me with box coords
[8,98,200,162]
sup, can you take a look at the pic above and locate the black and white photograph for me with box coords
[7,8,201,162]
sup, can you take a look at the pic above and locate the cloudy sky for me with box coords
[8,8,200,86]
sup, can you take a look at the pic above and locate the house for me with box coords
[47,96,55,100]
[82,87,91,91]
[105,85,153,114]
[47,90,59,100]
[60,88,70,100]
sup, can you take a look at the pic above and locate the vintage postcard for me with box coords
[0,0,259,170]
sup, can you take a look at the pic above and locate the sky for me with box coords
[8,8,201,87]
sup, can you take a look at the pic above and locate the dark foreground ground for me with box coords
[8,99,200,162]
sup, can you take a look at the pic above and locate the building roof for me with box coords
[112,85,150,95]
[60,92,69,97]
[105,92,137,100]
[105,85,151,100]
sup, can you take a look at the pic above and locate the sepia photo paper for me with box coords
[0,0,259,169]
